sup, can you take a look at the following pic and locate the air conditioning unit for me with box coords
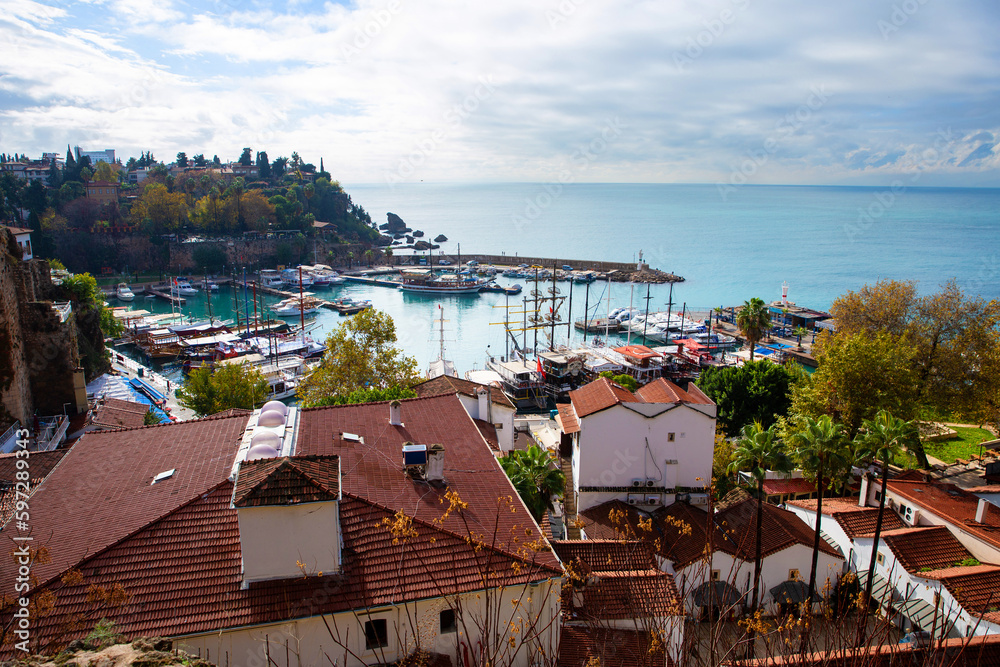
[646,480,656,488]
[689,493,709,506]
[645,496,662,506]
[631,479,644,488]
[664,459,679,465]
[627,497,640,506]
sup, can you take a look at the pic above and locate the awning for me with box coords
[692,581,743,607]
[857,570,893,607]
[895,599,950,638]
[770,580,822,605]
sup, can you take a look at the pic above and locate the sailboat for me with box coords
[427,305,458,378]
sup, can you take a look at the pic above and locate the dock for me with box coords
[247,281,369,315]
[342,275,401,288]
[144,286,186,305]
[574,318,620,333]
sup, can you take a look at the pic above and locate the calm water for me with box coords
[128,183,1000,377]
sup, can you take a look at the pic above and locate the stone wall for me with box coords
[0,228,82,430]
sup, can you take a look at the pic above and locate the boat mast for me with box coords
[299,266,305,346]
[665,281,674,344]
[641,283,651,342]
[205,268,213,323]
[582,279,590,344]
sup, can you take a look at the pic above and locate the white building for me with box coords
[5,226,33,260]
[413,374,517,452]
[74,146,115,164]
[556,376,717,514]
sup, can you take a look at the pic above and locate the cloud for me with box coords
[0,0,999,185]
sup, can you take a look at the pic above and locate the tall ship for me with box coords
[398,268,485,294]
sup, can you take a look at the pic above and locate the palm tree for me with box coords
[364,249,375,267]
[736,297,771,360]
[346,251,354,269]
[855,411,918,620]
[790,415,849,622]
[499,444,565,522]
[793,326,809,350]
[729,421,791,658]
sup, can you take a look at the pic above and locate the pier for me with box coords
[248,281,368,315]
[342,275,401,288]
[144,286,186,305]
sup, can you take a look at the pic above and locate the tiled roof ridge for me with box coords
[84,408,249,433]
[341,491,563,576]
[233,455,340,506]
[918,563,1000,580]
[299,393,460,412]
[29,479,235,597]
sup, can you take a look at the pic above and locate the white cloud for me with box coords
[0,0,998,185]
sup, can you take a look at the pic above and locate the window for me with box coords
[668,433,675,442]
[364,619,388,650]
[440,609,457,634]
[876,552,885,565]
[788,569,800,580]
[711,570,720,581]
[874,490,882,502]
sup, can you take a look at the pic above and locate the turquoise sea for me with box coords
[128,183,1000,378]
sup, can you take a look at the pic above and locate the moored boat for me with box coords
[398,268,486,295]
[116,283,135,301]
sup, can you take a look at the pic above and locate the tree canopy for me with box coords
[499,444,565,522]
[177,363,269,417]
[298,309,419,407]
[697,360,795,436]
[736,297,771,360]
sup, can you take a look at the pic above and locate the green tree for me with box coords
[790,415,850,621]
[307,385,417,408]
[363,248,374,267]
[257,151,270,180]
[598,371,638,392]
[854,411,918,620]
[736,297,771,360]
[238,147,253,166]
[177,363,269,417]
[176,152,188,168]
[192,154,207,167]
[92,161,116,183]
[298,309,419,406]
[728,421,791,658]
[791,331,920,445]
[499,444,565,522]
[697,360,794,436]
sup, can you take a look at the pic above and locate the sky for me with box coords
[2,0,999,186]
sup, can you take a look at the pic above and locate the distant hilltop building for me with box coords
[0,153,63,183]
[74,146,115,164]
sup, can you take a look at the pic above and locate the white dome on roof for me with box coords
[262,400,288,416]
[246,443,280,461]
[258,409,286,427]
[250,430,281,449]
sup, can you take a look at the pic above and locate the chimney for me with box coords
[427,444,445,482]
[389,400,403,426]
[977,497,990,523]
[477,387,489,421]
[859,473,870,507]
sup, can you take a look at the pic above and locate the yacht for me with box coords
[116,283,135,301]
[258,270,286,289]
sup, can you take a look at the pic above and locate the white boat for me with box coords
[259,270,285,289]
[116,283,135,301]
[200,279,220,291]
[281,268,314,289]
[272,295,322,317]
[171,280,199,296]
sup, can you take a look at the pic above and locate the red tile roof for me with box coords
[787,497,906,538]
[90,397,149,430]
[568,377,638,418]
[761,478,816,496]
[472,418,500,450]
[614,345,662,360]
[232,455,340,507]
[557,403,579,434]
[934,566,1000,625]
[558,626,668,667]
[568,376,715,420]
[553,540,681,621]
[0,450,68,529]
[635,378,714,406]
[413,375,516,409]
[887,480,1000,550]
[716,499,841,560]
[4,395,561,650]
[732,634,1000,667]
[880,526,974,573]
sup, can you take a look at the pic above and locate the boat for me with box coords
[116,283,135,301]
[485,357,547,410]
[330,297,372,315]
[272,295,322,317]
[258,270,285,289]
[171,279,199,296]
[398,268,486,294]
[281,268,314,289]
[504,284,523,295]
[427,305,458,379]
[200,279,220,291]
[218,353,308,400]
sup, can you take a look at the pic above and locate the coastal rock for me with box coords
[434,234,448,243]
[374,235,393,246]
[412,230,424,237]
[378,223,390,231]
[405,236,414,244]
[412,240,433,250]
[386,213,408,233]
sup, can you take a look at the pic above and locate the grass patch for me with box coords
[923,426,994,463]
